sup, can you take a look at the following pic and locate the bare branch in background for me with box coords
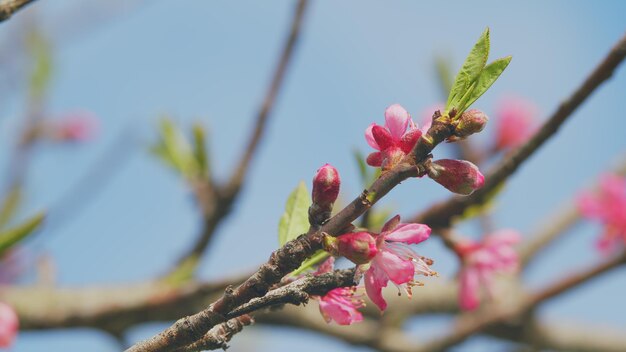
[169,0,310,273]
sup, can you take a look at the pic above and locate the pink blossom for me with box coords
[364,215,435,311]
[313,257,364,325]
[577,174,626,253]
[52,111,99,142]
[334,232,378,265]
[456,230,521,310]
[0,302,18,347]
[365,104,424,170]
[494,97,536,150]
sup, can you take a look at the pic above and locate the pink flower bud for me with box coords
[53,111,99,142]
[309,164,341,226]
[428,159,484,195]
[0,302,18,347]
[454,109,488,138]
[312,164,340,208]
[336,232,378,265]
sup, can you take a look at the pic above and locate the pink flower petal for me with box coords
[376,250,414,285]
[384,104,410,139]
[384,223,431,244]
[365,265,388,311]
[366,152,383,167]
[484,229,521,247]
[315,257,335,275]
[372,125,394,150]
[459,268,480,311]
[400,128,422,153]
[365,123,380,150]
[318,290,363,325]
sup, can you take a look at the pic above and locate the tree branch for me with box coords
[173,315,254,352]
[126,98,454,351]
[0,0,36,22]
[412,32,626,230]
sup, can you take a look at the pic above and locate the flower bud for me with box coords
[309,164,341,226]
[312,164,340,206]
[454,109,488,138]
[428,159,484,195]
[336,232,378,265]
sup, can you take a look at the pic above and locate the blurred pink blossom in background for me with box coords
[456,229,521,310]
[578,174,626,254]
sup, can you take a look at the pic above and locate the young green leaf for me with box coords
[0,188,22,230]
[0,212,45,255]
[192,123,209,176]
[290,250,330,276]
[278,181,311,246]
[150,118,200,179]
[460,56,512,112]
[446,28,490,111]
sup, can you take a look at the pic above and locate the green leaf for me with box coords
[446,28,490,112]
[290,250,330,276]
[278,181,311,246]
[192,123,209,176]
[0,188,22,230]
[150,118,200,179]
[460,56,512,112]
[27,30,53,100]
[0,212,45,255]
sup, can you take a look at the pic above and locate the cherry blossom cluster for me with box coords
[304,103,507,324]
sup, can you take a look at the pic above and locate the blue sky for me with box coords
[1,1,625,351]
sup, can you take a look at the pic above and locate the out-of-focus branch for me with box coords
[518,319,626,352]
[519,203,580,266]
[170,0,310,272]
[0,0,36,22]
[259,304,626,352]
[412,252,626,351]
[0,275,246,333]
[520,155,626,266]
[412,32,626,230]
[528,252,626,304]
[225,0,308,194]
